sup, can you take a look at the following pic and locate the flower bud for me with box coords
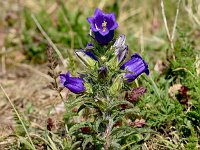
[113,35,128,64]
[113,34,126,48]
[98,66,108,79]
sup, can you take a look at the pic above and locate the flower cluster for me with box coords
[60,8,149,95]
[58,8,150,149]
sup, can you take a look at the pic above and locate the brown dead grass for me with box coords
[0,63,65,144]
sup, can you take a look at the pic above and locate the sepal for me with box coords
[75,50,98,68]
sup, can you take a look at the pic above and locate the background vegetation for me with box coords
[0,0,200,149]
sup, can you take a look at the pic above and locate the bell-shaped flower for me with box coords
[75,50,98,67]
[87,8,118,44]
[113,35,128,64]
[60,71,85,94]
[120,53,149,82]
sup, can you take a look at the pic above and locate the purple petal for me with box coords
[60,74,66,85]
[87,17,99,32]
[66,71,70,78]
[65,77,85,94]
[94,30,114,44]
[93,8,104,18]
[93,8,104,31]
[120,53,149,82]
[87,8,118,44]
[106,13,118,30]
[98,29,110,36]
[66,83,85,94]
[86,43,93,47]
[68,77,84,83]
[59,71,85,94]
[84,51,98,61]
[60,71,70,85]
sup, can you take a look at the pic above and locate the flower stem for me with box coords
[104,114,113,150]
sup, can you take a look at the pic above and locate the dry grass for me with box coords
[0,63,64,140]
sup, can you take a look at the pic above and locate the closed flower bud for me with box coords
[114,35,128,65]
[109,35,128,68]
[115,45,128,64]
[113,35,126,48]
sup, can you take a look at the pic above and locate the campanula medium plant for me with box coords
[59,8,150,149]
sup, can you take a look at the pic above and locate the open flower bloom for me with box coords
[60,71,85,94]
[120,53,149,82]
[114,35,128,64]
[87,8,118,44]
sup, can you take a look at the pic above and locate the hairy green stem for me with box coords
[104,114,113,150]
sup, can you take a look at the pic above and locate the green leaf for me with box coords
[69,122,91,135]
[82,135,93,150]
[47,135,59,150]
[109,100,134,110]
[71,141,81,150]
[18,136,35,150]
[110,141,121,149]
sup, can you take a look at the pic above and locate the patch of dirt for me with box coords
[0,64,65,141]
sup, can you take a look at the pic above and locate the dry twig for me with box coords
[160,0,181,60]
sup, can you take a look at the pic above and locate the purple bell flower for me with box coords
[120,53,149,82]
[87,8,118,44]
[60,71,85,94]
